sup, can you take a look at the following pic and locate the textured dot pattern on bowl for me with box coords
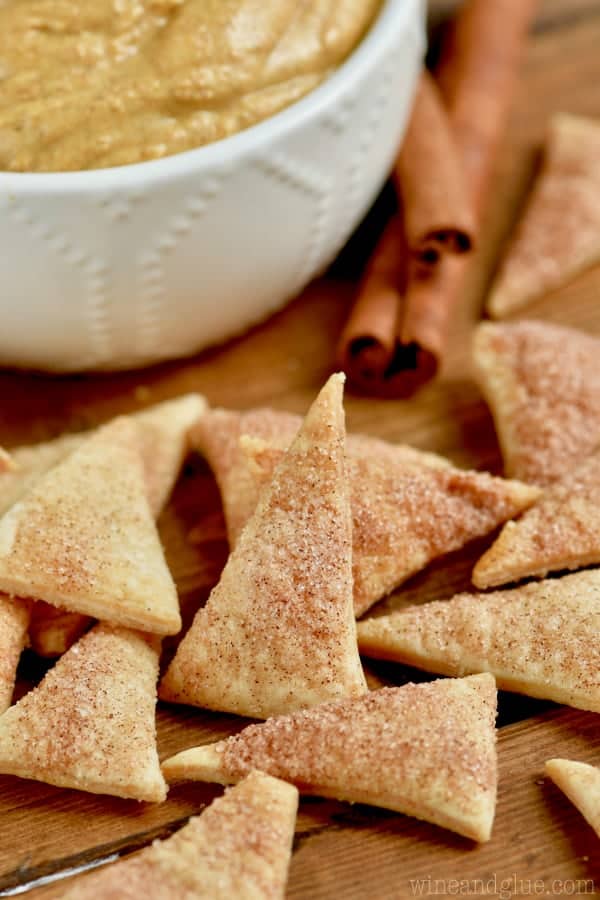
[0,0,425,372]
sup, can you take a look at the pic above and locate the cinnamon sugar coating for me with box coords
[488,114,600,318]
[545,759,600,837]
[0,594,30,713]
[196,407,539,616]
[0,623,166,800]
[162,674,498,843]
[60,771,297,899]
[0,417,180,635]
[19,396,204,656]
[474,448,600,587]
[473,320,600,486]
[358,569,600,712]
[160,374,366,719]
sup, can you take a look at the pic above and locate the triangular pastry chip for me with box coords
[59,771,297,899]
[18,396,205,655]
[473,448,600,588]
[196,408,540,617]
[0,623,166,800]
[487,114,600,318]
[473,320,600,486]
[193,406,302,544]
[0,417,180,635]
[357,569,600,712]
[160,374,367,718]
[162,674,498,843]
[0,595,30,714]
[545,759,600,838]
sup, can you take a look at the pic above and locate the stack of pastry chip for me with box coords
[159,359,598,852]
[0,395,206,800]
[357,320,600,717]
[0,374,517,850]
[1,340,598,898]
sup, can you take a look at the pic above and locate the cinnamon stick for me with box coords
[337,0,539,397]
[336,214,407,389]
[395,70,475,264]
[436,0,540,219]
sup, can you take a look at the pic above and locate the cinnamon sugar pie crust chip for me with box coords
[23,395,205,656]
[195,406,539,617]
[474,448,600,588]
[0,623,166,801]
[357,569,600,713]
[162,673,498,843]
[0,417,181,636]
[0,595,31,714]
[473,320,600,487]
[487,114,600,319]
[59,771,297,899]
[545,759,600,838]
[160,374,367,719]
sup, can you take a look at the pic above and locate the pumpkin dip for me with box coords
[0,0,381,173]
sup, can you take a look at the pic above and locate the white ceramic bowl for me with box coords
[0,0,425,372]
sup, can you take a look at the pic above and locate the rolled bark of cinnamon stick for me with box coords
[337,0,539,397]
[336,214,407,390]
[436,0,540,219]
[395,69,475,264]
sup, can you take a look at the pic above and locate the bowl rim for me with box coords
[0,0,423,191]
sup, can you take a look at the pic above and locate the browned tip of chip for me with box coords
[0,623,166,801]
[59,771,298,899]
[162,674,498,843]
[488,113,600,318]
[545,759,600,838]
[357,569,600,713]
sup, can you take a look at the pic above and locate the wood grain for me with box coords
[1,0,600,896]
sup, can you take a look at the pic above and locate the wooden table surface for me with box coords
[1,1,600,897]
